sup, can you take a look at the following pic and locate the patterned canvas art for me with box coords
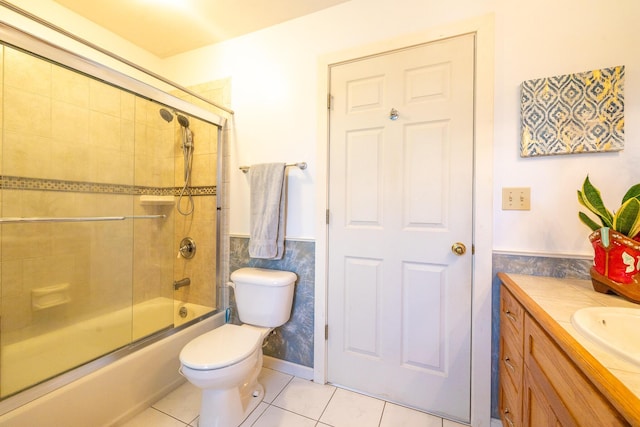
[520,66,625,157]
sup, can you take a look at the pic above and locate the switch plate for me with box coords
[502,187,531,210]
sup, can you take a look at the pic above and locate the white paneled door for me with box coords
[327,34,475,422]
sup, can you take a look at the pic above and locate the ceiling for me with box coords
[53,0,350,58]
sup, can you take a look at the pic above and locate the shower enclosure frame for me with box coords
[0,19,227,415]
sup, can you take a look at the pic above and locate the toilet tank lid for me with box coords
[231,267,297,287]
[179,324,260,370]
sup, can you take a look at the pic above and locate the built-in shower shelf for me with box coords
[139,195,175,205]
[32,283,71,310]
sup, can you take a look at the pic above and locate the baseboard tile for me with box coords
[263,356,314,381]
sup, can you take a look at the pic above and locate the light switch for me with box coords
[502,187,531,210]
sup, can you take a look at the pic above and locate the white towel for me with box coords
[248,163,287,259]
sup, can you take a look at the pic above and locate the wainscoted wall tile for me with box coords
[490,253,592,418]
[230,237,315,368]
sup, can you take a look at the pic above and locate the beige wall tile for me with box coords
[52,65,89,108]
[4,86,52,138]
[4,47,51,96]
[121,91,135,121]
[95,148,134,184]
[50,140,93,182]
[2,130,52,178]
[52,100,90,145]
[89,110,121,151]
[89,79,121,117]
[0,47,3,178]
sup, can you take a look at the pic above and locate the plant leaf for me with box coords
[577,189,587,207]
[579,211,602,231]
[579,176,613,227]
[622,183,640,204]
[613,198,640,237]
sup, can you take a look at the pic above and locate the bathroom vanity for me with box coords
[498,273,640,427]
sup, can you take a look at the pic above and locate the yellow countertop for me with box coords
[499,273,640,423]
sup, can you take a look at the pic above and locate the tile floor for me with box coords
[120,368,466,427]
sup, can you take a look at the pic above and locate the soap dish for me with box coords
[139,195,175,205]
[32,283,71,310]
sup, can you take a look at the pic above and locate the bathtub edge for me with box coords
[0,312,225,427]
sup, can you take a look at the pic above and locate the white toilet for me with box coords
[179,267,297,427]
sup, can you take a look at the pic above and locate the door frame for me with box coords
[314,15,495,426]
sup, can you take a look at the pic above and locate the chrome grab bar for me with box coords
[0,214,166,224]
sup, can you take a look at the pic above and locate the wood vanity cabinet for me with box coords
[498,279,632,427]
[499,285,524,427]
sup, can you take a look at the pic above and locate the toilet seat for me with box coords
[179,324,261,370]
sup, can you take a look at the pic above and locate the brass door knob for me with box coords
[452,242,466,256]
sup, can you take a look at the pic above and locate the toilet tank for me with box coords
[230,268,297,327]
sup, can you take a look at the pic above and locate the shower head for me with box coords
[159,108,174,123]
[177,114,190,128]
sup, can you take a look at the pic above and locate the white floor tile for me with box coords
[240,402,270,427]
[152,381,201,424]
[119,408,187,427]
[258,367,293,403]
[319,388,385,427]
[251,405,316,427]
[119,368,452,427]
[380,403,442,427]
[272,377,336,419]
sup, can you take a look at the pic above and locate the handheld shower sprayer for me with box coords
[177,114,190,128]
[178,114,193,151]
[159,107,195,216]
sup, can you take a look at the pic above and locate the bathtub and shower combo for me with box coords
[0,13,229,426]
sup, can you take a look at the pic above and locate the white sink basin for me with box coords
[571,307,640,367]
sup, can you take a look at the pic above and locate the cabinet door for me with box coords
[500,380,522,427]
[524,314,628,426]
[500,286,524,353]
[523,366,570,427]
[499,286,524,426]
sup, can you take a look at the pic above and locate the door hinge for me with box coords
[325,324,329,340]
[326,209,330,225]
[327,94,333,110]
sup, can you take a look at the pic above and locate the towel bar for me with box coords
[239,162,307,173]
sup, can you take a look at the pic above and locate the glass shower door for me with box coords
[0,45,140,397]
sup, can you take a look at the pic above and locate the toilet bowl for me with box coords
[179,323,269,427]
[179,268,297,427]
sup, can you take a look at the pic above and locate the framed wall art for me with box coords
[520,65,624,157]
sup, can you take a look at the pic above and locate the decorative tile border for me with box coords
[0,175,216,196]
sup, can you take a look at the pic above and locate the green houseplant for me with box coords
[578,176,640,303]
[578,176,640,239]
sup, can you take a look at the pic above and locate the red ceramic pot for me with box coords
[590,228,640,284]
